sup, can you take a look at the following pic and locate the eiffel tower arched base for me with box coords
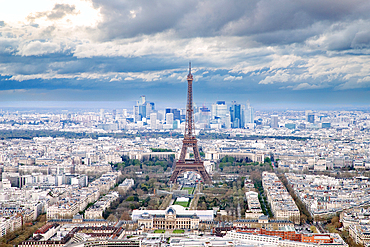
[169,161,212,184]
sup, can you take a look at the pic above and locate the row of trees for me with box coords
[278,174,313,223]
[253,180,273,218]
[217,155,273,174]
[103,173,175,223]
[113,155,174,173]
[200,177,246,220]
[0,214,46,247]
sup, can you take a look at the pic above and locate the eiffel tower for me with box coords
[169,63,212,184]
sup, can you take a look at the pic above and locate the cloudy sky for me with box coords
[1,0,370,108]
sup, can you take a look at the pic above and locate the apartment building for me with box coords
[262,172,300,224]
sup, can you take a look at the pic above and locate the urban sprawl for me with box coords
[1,98,370,247]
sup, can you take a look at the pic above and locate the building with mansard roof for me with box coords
[132,205,214,230]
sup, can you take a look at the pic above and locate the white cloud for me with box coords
[6,71,166,83]
[259,70,291,84]
[292,83,325,90]
[17,41,61,56]
[224,75,242,81]
[109,75,122,82]
[358,76,370,83]
[335,76,370,90]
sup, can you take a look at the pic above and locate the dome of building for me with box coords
[167,207,176,215]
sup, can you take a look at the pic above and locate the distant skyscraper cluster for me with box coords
[133,95,155,123]
[209,100,254,129]
[130,96,255,130]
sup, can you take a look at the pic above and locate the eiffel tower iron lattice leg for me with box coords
[170,161,212,183]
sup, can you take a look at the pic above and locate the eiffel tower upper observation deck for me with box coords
[169,63,212,184]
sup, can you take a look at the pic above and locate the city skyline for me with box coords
[3,2,370,243]
[1,1,370,107]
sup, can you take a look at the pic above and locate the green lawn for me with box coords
[154,229,165,233]
[173,200,190,207]
[173,229,185,234]
[182,187,195,194]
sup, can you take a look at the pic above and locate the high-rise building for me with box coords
[211,101,228,119]
[271,115,279,128]
[112,109,117,120]
[166,113,174,125]
[139,95,146,105]
[173,119,180,129]
[100,109,104,121]
[245,100,254,124]
[307,114,315,123]
[133,105,141,122]
[305,110,315,123]
[166,108,181,120]
[139,105,146,119]
[157,110,164,121]
[197,105,211,126]
[211,104,217,119]
[225,113,231,129]
[150,113,157,130]
[230,101,244,128]
[211,101,229,128]
[145,102,155,118]
[172,109,180,120]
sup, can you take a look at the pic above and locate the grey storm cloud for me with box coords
[27,4,79,22]
[91,0,370,45]
[352,31,370,49]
